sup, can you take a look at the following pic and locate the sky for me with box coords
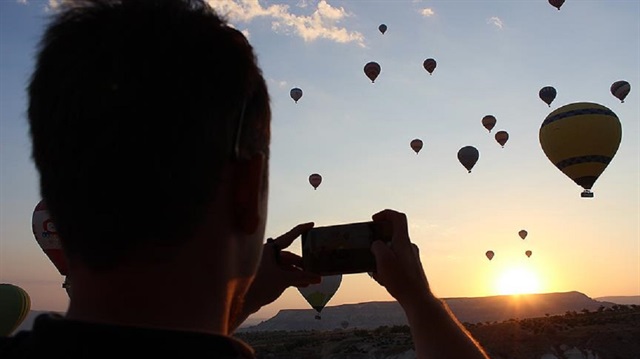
[1,0,639,322]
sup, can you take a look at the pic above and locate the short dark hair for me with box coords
[28,0,271,270]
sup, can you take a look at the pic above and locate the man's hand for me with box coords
[231,223,321,331]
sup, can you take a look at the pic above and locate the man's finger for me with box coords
[272,222,314,249]
[372,209,410,247]
[279,251,303,268]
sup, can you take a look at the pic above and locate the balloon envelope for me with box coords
[364,62,381,83]
[309,173,322,190]
[482,115,496,132]
[519,230,528,240]
[423,58,437,75]
[610,81,630,103]
[525,250,533,258]
[495,131,509,148]
[486,251,494,261]
[0,283,31,336]
[539,102,622,197]
[457,146,479,173]
[290,87,303,103]
[378,24,387,34]
[410,139,423,154]
[32,200,68,275]
[539,86,557,107]
[298,275,342,317]
[549,0,564,10]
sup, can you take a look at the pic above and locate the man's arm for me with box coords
[370,209,489,359]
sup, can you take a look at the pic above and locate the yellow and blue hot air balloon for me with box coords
[539,102,622,198]
[0,283,31,336]
[297,275,342,320]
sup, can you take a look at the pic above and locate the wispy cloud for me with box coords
[487,16,504,30]
[268,78,288,89]
[17,0,28,5]
[209,0,365,46]
[419,7,435,17]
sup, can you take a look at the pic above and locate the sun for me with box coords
[496,266,541,295]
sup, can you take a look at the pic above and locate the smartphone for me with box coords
[302,220,393,276]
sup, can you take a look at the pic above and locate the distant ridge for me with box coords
[594,295,640,305]
[240,291,616,332]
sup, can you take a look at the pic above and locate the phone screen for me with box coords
[302,221,392,276]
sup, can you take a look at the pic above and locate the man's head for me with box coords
[28,0,271,271]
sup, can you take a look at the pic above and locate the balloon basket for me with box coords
[581,190,594,198]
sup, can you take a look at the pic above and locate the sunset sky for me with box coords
[1,0,638,322]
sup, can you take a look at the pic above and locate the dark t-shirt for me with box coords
[0,313,255,358]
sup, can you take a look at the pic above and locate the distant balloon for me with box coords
[410,139,423,154]
[486,251,495,261]
[364,62,381,83]
[539,102,622,198]
[482,115,497,133]
[519,230,528,240]
[457,146,479,173]
[290,87,303,103]
[423,58,437,75]
[548,0,564,10]
[341,320,349,329]
[610,81,630,103]
[378,24,387,34]
[495,131,509,148]
[32,200,68,276]
[525,250,533,258]
[298,275,342,320]
[309,173,322,190]
[0,283,31,336]
[539,86,557,107]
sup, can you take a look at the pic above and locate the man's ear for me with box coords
[233,153,266,234]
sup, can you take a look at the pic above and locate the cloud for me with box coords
[487,16,504,30]
[208,0,364,46]
[17,0,28,5]
[268,79,288,88]
[419,7,435,17]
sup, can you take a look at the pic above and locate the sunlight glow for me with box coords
[496,266,541,295]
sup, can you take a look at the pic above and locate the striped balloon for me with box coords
[0,283,31,336]
[610,80,630,103]
[539,102,622,197]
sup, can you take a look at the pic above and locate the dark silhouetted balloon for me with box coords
[482,115,496,133]
[610,81,630,103]
[423,58,437,75]
[486,251,495,261]
[410,139,423,154]
[378,24,387,34]
[539,86,557,107]
[519,230,528,240]
[457,146,479,173]
[309,173,322,190]
[549,0,564,10]
[364,62,381,83]
[525,250,533,258]
[495,131,509,148]
[539,102,622,198]
[290,88,303,103]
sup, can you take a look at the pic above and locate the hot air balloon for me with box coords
[539,86,557,107]
[0,283,31,336]
[519,230,528,240]
[485,251,494,261]
[378,24,387,34]
[457,146,479,173]
[364,62,381,83]
[539,102,622,198]
[298,275,342,319]
[525,250,532,258]
[32,200,68,276]
[549,0,564,10]
[290,87,303,103]
[309,173,322,190]
[610,81,630,103]
[482,115,497,133]
[495,131,509,148]
[423,58,437,75]
[410,139,423,154]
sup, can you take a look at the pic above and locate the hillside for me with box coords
[235,305,640,359]
[240,291,615,332]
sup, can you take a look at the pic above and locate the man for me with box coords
[1,0,489,358]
